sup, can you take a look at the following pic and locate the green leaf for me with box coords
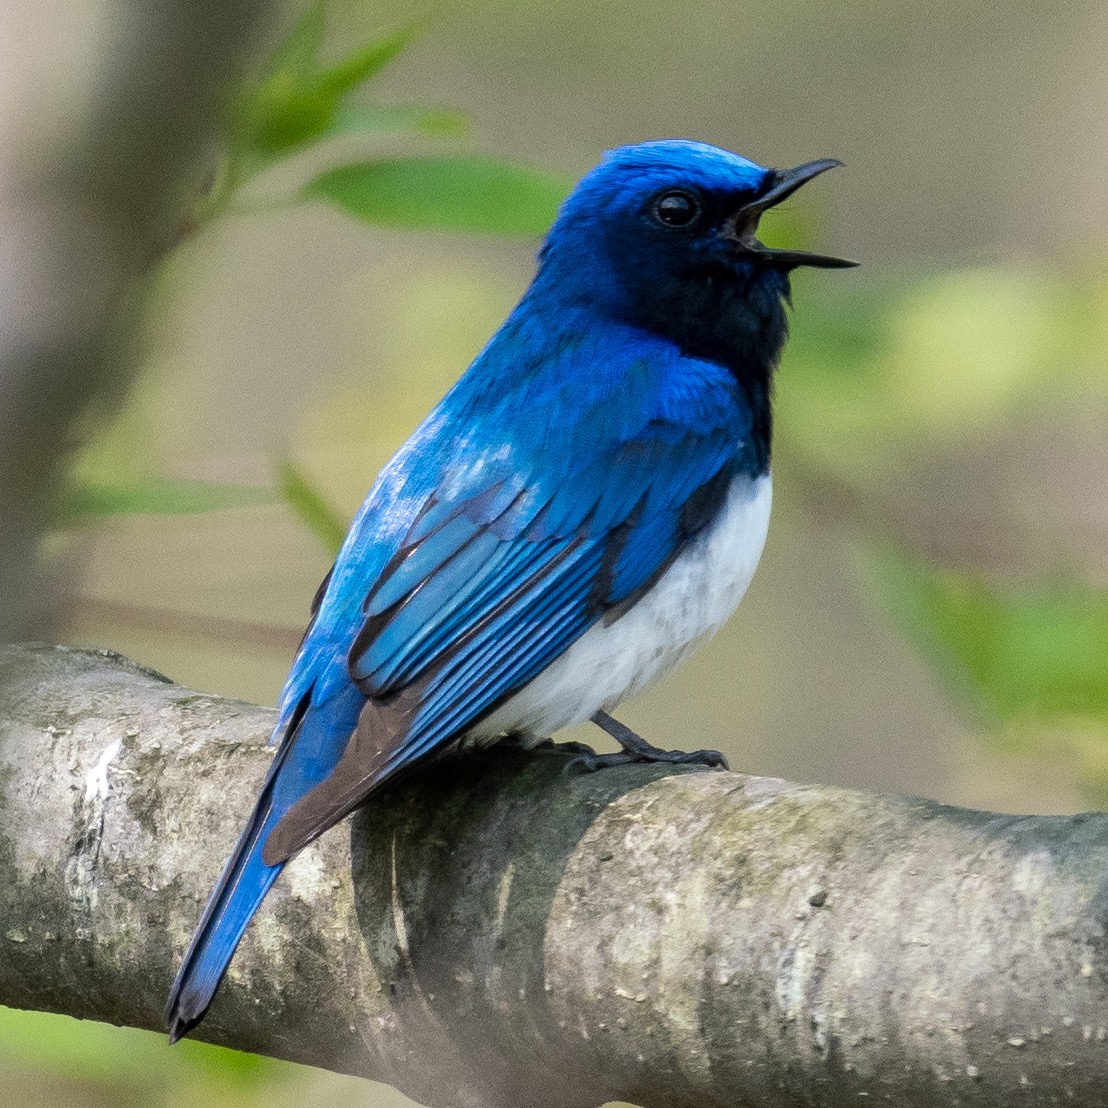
[871,546,1108,730]
[326,103,469,139]
[262,0,327,82]
[233,15,420,159]
[238,87,335,157]
[276,458,348,555]
[314,21,421,101]
[59,477,271,523]
[306,154,572,235]
[229,1,329,155]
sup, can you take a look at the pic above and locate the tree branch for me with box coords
[0,643,1106,1108]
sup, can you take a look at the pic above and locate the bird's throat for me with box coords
[639,269,788,473]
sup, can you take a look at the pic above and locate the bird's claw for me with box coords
[571,710,731,773]
[669,747,729,769]
[564,745,729,775]
[563,749,635,775]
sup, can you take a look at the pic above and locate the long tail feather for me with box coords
[165,684,361,1040]
[165,802,285,1042]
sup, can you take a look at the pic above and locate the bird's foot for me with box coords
[565,710,729,774]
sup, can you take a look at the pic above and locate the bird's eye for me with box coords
[652,190,700,228]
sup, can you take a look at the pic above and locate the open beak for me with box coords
[732,158,858,270]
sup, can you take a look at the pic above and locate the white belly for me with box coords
[475,472,772,740]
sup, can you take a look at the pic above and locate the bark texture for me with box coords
[0,643,1106,1108]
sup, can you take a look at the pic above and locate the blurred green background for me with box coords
[4,0,1108,1104]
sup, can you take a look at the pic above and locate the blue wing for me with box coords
[349,419,736,754]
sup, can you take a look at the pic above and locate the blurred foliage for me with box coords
[872,549,1108,733]
[276,458,347,555]
[0,1006,281,1107]
[58,477,272,524]
[776,261,1108,801]
[874,543,1108,806]
[204,0,572,231]
[779,266,1089,474]
[65,0,571,532]
[0,1006,418,1107]
[228,12,422,159]
[306,153,570,234]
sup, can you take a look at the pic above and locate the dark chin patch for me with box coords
[621,262,789,474]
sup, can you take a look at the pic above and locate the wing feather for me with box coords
[267,346,754,856]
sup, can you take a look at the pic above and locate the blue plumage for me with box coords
[166,139,853,1040]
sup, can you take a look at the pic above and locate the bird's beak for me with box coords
[730,158,858,270]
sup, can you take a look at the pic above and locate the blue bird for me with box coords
[165,139,854,1040]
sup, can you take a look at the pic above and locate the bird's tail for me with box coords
[164,799,285,1042]
[165,685,361,1041]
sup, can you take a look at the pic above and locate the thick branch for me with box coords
[0,644,1106,1108]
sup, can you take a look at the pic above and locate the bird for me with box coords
[165,138,854,1041]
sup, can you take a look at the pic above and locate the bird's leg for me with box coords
[566,710,729,773]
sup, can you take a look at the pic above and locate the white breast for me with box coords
[475,472,772,741]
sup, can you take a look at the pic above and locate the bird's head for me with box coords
[536,139,855,372]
